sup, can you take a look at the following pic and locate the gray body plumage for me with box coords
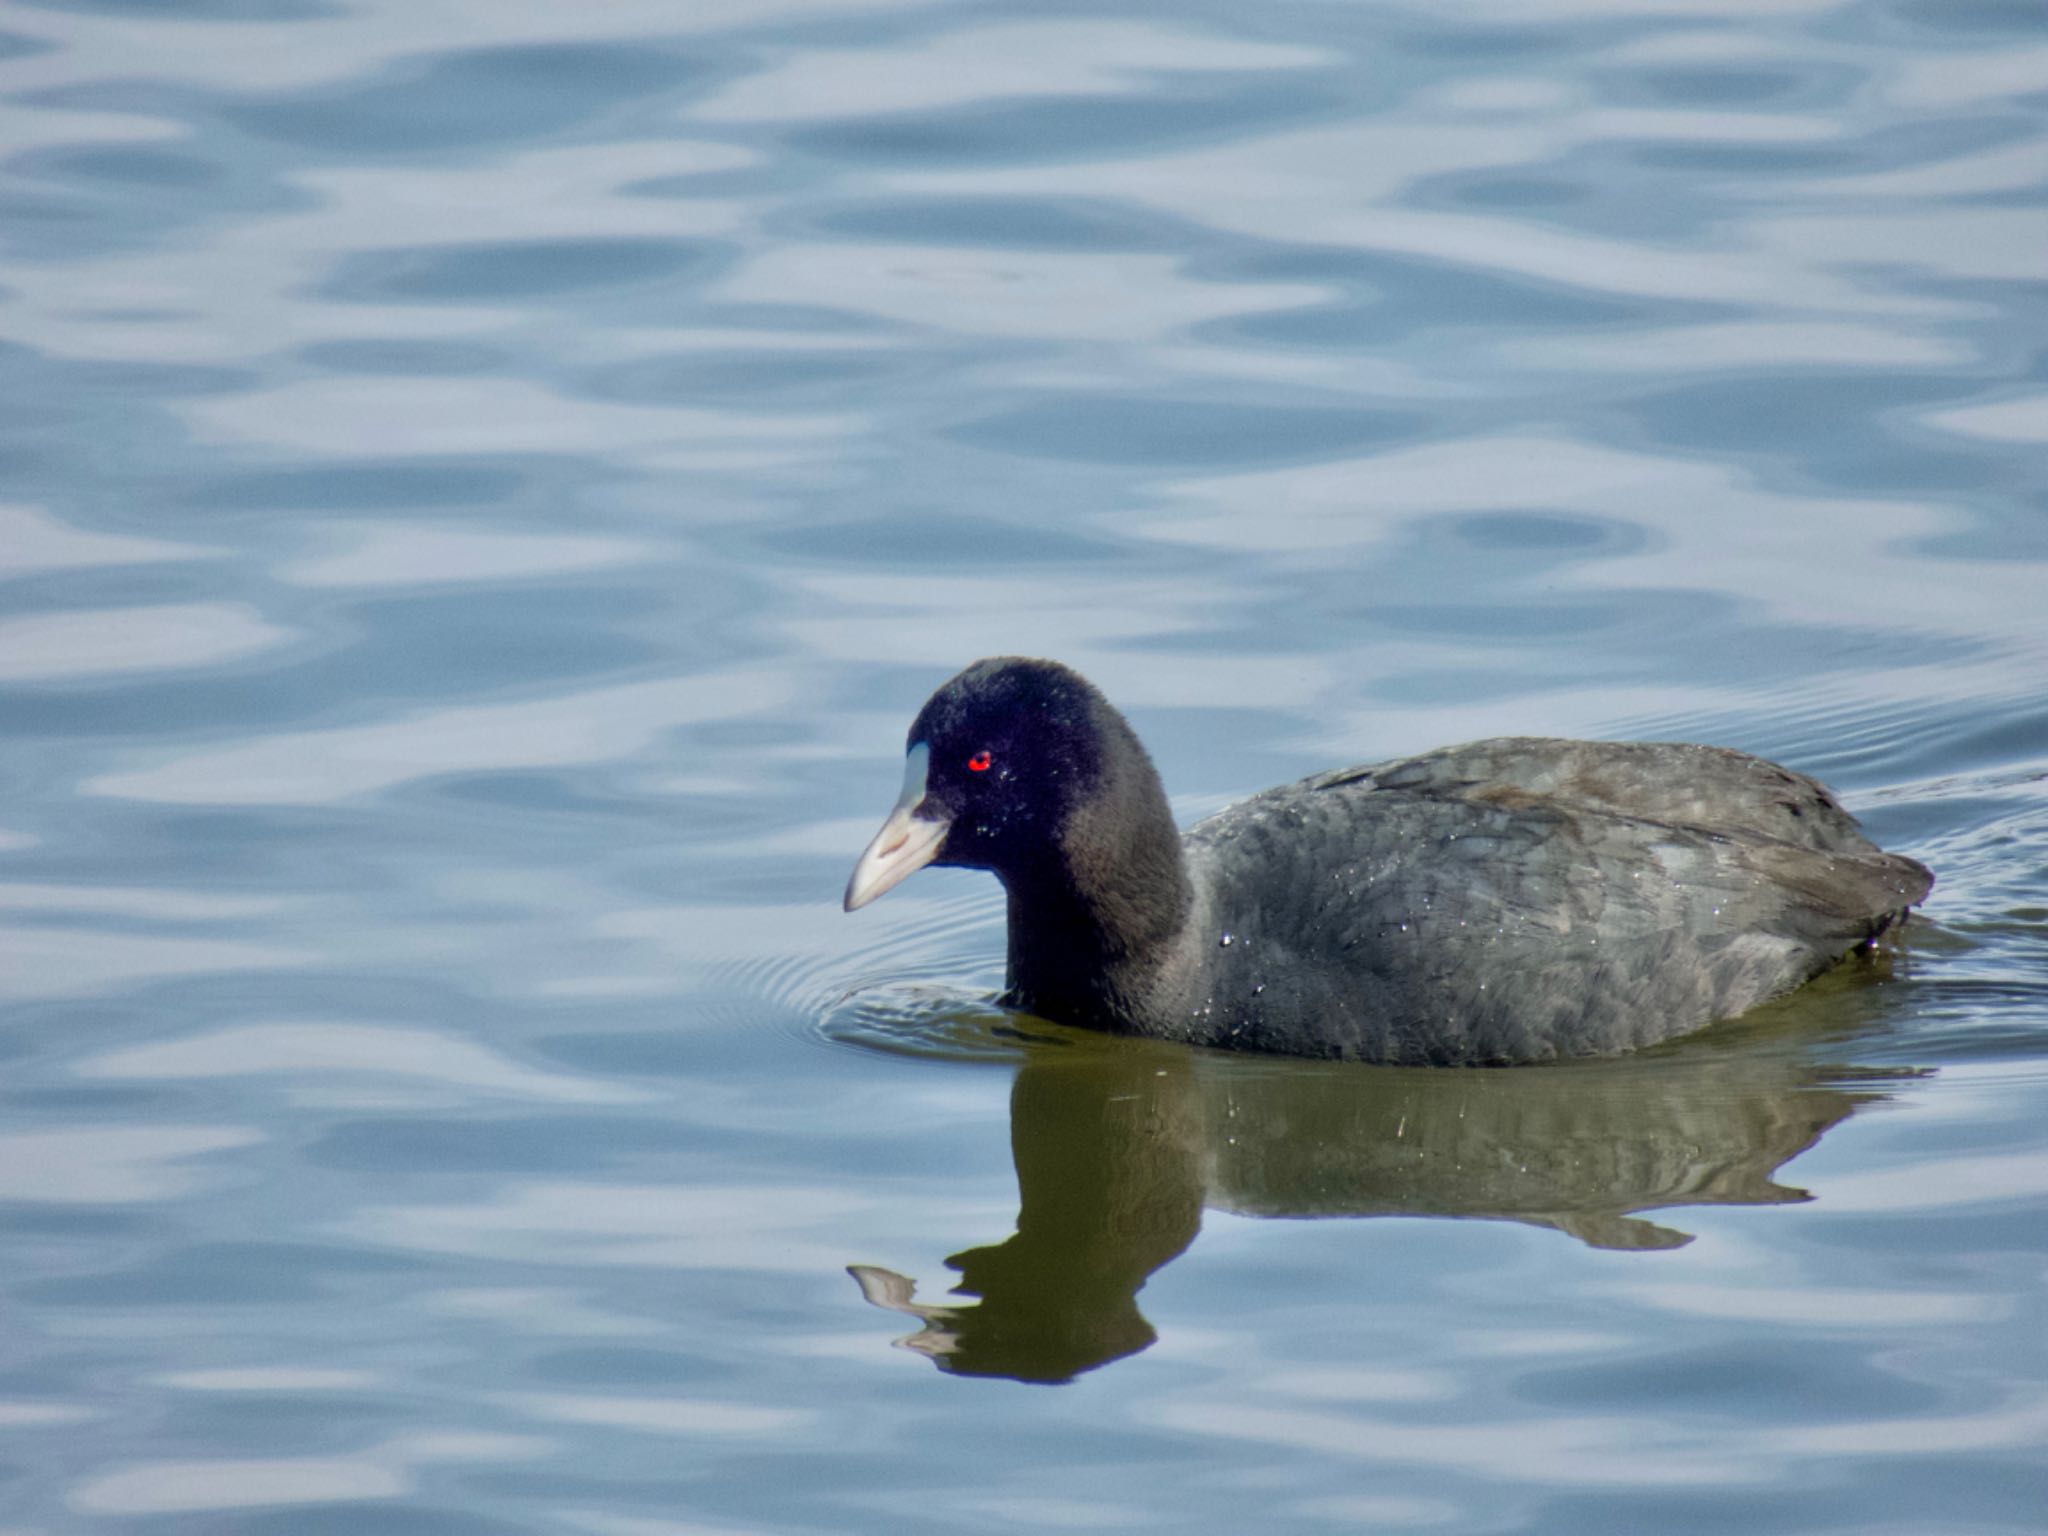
[1141,738,1930,1063]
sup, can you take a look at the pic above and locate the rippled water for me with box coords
[3,0,2045,1530]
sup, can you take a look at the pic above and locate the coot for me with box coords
[844,657,1931,1063]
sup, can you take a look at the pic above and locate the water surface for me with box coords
[1,0,2045,1531]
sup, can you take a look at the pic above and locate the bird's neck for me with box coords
[1002,788,1192,1031]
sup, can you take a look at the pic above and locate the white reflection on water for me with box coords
[1807,1150,2048,1214]
[1153,434,1929,554]
[281,523,656,589]
[1808,141,2048,199]
[1454,1329,1630,1359]
[1506,320,1971,371]
[783,572,1338,711]
[1459,0,1842,15]
[694,19,1331,122]
[1886,42,2048,109]
[945,1494,1158,1531]
[563,1518,799,1536]
[1146,1400,1738,1488]
[155,1368,380,1392]
[70,1431,548,1518]
[1779,1392,2048,1456]
[421,1287,650,1339]
[77,1022,646,1105]
[717,245,1323,344]
[10,135,749,366]
[1926,392,2048,445]
[85,664,798,805]
[0,0,936,96]
[1598,1280,2005,1327]
[1766,208,2048,284]
[502,1393,813,1437]
[1247,1366,1456,1404]
[1152,437,2048,674]
[73,1457,408,1517]
[0,929,306,1001]
[0,884,291,920]
[0,1401,98,1427]
[347,1181,1006,1273]
[1287,1495,1461,1528]
[0,603,289,682]
[0,503,204,578]
[293,138,752,243]
[0,1125,259,1203]
[181,377,855,462]
[896,129,1938,317]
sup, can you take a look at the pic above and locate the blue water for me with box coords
[2,0,2046,1530]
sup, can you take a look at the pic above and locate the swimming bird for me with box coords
[844,658,1932,1064]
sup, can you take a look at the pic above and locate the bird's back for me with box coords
[1175,738,1932,1063]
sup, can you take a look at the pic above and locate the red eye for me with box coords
[967,750,993,773]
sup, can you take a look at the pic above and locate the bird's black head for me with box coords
[846,657,1193,1018]
[908,657,1108,875]
[844,657,1147,911]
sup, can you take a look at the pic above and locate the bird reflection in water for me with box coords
[849,1008,1919,1385]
